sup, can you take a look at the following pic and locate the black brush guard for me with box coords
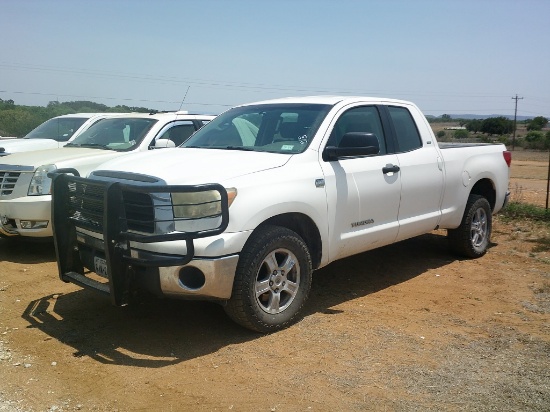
[51,172,230,306]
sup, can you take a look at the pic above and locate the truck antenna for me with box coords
[179,86,191,111]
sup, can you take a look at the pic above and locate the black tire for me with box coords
[224,225,313,333]
[448,194,492,258]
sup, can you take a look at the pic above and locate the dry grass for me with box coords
[1,147,550,412]
[511,149,550,163]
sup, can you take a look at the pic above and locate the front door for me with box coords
[320,105,401,261]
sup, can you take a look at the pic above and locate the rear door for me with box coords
[382,105,444,241]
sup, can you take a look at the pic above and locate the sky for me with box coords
[1,0,549,118]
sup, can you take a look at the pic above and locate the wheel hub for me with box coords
[471,207,487,247]
[255,248,301,314]
[269,270,286,291]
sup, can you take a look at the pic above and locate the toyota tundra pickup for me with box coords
[50,96,511,332]
[0,111,214,238]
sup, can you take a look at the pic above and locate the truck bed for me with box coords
[438,142,499,149]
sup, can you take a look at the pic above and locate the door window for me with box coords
[162,123,196,146]
[387,106,422,152]
[327,106,387,155]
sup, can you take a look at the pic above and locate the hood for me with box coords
[0,139,59,154]
[92,148,292,184]
[0,147,125,170]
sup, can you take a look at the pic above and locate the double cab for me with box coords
[50,96,511,332]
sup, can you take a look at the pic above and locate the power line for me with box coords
[0,61,530,100]
[3,61,549,115]
[2,89,546,118]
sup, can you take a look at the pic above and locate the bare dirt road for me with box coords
[1,151,549,411]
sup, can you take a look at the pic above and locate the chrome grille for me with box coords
[68,180,155,233]
[0,171,21,196]
[123,191,154,233]
[68,181,105,229]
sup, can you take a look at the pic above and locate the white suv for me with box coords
[0,113,114,156]
[0,111,215,238]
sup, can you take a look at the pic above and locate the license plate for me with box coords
[94,256,108,278]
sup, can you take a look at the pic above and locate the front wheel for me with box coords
[224,225,313,333]
[448,194,492,258]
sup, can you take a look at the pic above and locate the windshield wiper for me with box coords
[182,145,256,151]
[222,146,256,151]
[65,143,109,149]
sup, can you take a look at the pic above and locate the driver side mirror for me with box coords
[322,132,380,161]
[154,138,176,149]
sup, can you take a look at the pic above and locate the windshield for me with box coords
[25,117,88,141]
[182,103,332,154]
[66,118,157,151]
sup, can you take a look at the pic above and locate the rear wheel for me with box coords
[224,225,313,333]
[448,194,492,258]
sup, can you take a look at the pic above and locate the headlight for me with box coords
[171,188,237,219]
[28,164,57,196]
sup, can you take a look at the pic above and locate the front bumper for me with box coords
[0,195,52,237]
[75,228,242,300]
[51,173,231,305]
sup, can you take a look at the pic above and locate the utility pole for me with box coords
[511,94,523,150]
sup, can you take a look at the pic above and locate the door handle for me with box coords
[382,164,400,174]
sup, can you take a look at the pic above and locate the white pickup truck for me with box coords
[51,96,511,332]
[0,111,214,238]
[0,113,113,156]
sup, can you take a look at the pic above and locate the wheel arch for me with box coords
[470,178,496,211]
[254,213,323,270]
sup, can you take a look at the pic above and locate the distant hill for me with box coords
[425,114,535,121]
[452,114,535,120]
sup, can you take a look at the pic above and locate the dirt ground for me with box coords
[1,151,549,411]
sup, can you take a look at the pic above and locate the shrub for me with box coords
[453,129,469,139]
[524,131,548,150]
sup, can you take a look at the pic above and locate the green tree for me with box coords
[481,117,513,135]
[466,119,483,134]
[0,109,40,137]
[111,104,152,113]
[0,98,15,110]
[436,130,446,139]
[0,99,158,136]
[527,116,548,131]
